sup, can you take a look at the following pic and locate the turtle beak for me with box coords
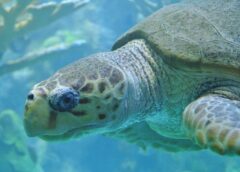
[24,89,51,137]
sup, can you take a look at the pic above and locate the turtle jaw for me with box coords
[23,86,125,139]
[24,88,66,137]
[39,123,104,141]
[24,89,52,137]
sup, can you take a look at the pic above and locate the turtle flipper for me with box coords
[183,94,240,155]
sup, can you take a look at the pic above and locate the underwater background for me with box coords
[1,0,240,172]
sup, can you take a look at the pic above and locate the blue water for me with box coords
[1,0,240,172]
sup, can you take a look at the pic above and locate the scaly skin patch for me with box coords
[24,56,127,139]
[37,59,126,113]
[183,95,240,155]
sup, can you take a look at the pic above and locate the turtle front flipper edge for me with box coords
[183,94,240,155]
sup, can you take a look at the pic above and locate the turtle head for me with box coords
[24,54,128,140]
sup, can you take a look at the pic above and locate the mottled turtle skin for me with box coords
[24,0,240,155]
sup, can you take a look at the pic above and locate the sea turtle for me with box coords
[24,0,240,155]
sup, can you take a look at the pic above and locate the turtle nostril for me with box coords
[27,93,34,101]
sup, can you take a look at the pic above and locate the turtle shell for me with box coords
[112,0,240,74]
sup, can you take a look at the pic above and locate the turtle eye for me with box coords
[49,87,80,112]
